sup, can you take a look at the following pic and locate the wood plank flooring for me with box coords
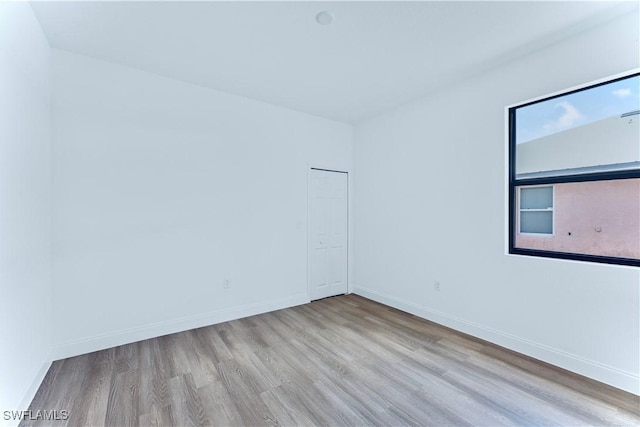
[23,295,640,426]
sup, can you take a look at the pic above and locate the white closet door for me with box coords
[309,169,348,300]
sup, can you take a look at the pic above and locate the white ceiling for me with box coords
[31,1,637,123]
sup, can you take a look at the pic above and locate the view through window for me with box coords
[509,72,640,266]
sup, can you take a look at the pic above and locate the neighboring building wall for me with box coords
[516,113,639,176]
[516,179,640,259]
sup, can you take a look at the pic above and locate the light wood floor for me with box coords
[24,295,639,426]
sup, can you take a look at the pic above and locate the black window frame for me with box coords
[508,71,640,267]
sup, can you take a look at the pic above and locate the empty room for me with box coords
[1,1,639,426]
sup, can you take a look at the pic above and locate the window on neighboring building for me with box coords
[508,71,640,266]
[519,186,553,235]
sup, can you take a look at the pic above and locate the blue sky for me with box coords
[516,74,639,144]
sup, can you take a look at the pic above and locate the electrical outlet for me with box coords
[434,280,441,292]
[223,279,231,289]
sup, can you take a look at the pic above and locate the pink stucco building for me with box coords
[515,111,639,259]
[516,179,640,259]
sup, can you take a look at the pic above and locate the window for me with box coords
[508,71,640,266]
[519,186,553,235]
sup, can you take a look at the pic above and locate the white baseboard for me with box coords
[3,355,54,427]
[353,285,639,396]
[51,293,310,360]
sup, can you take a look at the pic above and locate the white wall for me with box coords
[51,50,353,358]
[353,12,640,394]
[0,2,53,415]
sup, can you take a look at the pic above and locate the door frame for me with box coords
[307,166,351,301]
